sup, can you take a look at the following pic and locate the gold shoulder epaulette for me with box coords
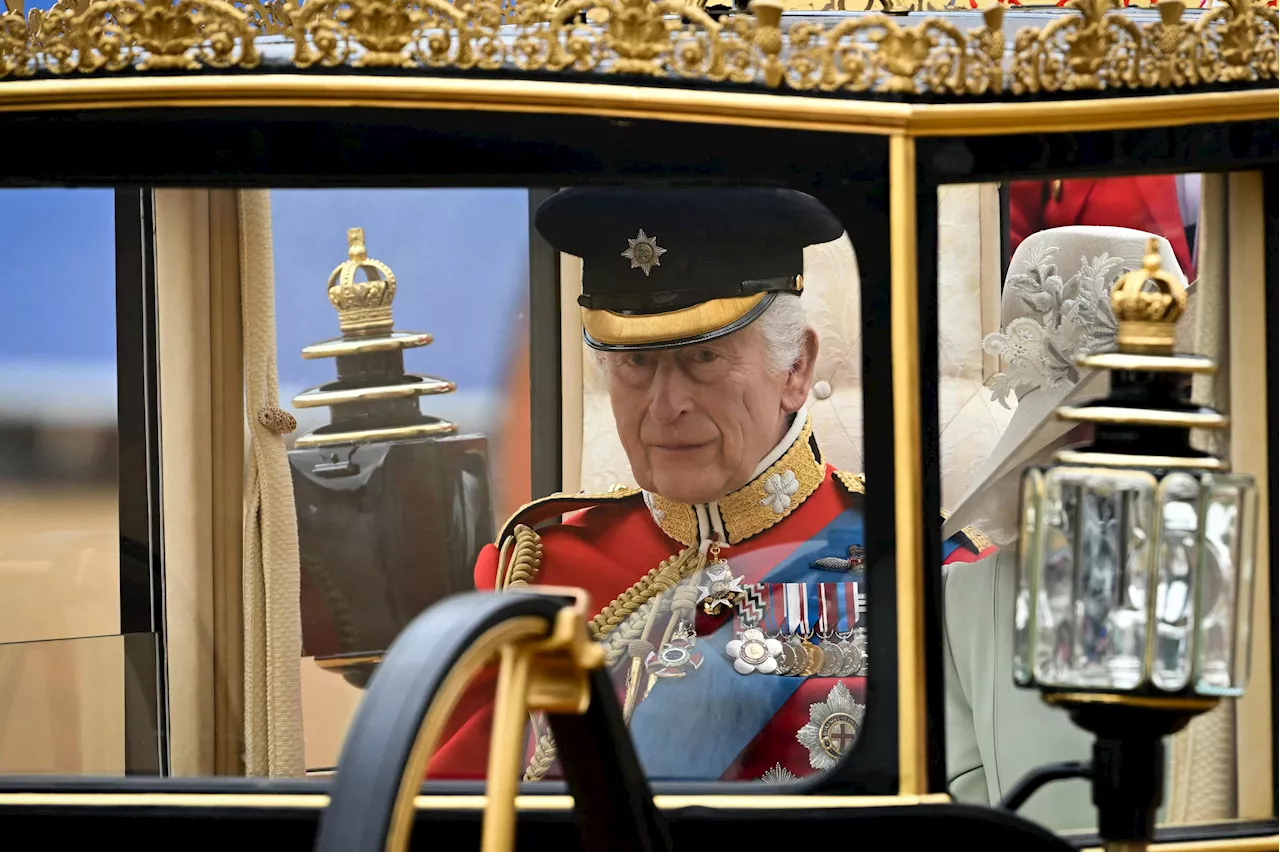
[833,470,992,552]
[496,524,544,590]
[833,470,866,493]
[939,507,994,553]
[494,485,643,548]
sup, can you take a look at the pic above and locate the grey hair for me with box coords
[593,295,810,377]
[755,294,809,376]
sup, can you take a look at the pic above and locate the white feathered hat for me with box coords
[941,225,1195,545]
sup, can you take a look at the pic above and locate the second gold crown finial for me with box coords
[1110,237,1187,355]
[327,225,397,337]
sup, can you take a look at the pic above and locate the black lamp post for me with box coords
[1010,239,1258,851]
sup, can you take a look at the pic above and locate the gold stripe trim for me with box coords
[314,654,382,669]
[1077,352,1217,374]
[300,331,433,359]
[1056,406,1229,429]
[1054,451,1231,471]
[0,791,951,810]
[1081,839,1279,852]
[906,89,1277,137]
[0,76,1272,138]
[1043,692,1220,712]
[293,421,457,448]
[888,132,927,797]
[290,379,454,409]
[582,294,767,348]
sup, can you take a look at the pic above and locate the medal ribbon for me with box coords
[764,584,783,635]
[806,583,821,634]
[784,584,808,635]
[821,584,840,637]
[836,583,850,632]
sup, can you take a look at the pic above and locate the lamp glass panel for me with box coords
[1150,472,1201,692]
[1035,468,1157,690]
[1195,474,1257,696]
[1013,468,1042,687]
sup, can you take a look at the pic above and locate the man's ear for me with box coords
[780,328,819,412]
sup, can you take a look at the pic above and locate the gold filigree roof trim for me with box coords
[0,0,1275,95]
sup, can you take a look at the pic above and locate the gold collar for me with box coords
[646,416,825,547]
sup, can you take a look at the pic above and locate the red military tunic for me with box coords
[429,416,992,782]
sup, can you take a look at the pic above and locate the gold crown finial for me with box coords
[327,226,397,337]
[347,226,367,261]
[1110,237,1187,355]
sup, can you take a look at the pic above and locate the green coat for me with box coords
[942,550,1176,833]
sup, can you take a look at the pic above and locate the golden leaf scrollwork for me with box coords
[284,0,508,70]
[0,0,1274,95]
[1194,0,1278,82]
[1009,0,1276,93]
[2,0,259,76]
[779,3,1002,94]
[0,2,33,78]
[1010,0,1143,93]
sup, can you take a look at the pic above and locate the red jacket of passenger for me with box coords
[1009,176,1196,281]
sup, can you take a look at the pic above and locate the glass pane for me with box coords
[269,189,532,772]
[265,185,877,785]
[933,172,1272,833]
[0,634,161,775]
[0,189,119,647]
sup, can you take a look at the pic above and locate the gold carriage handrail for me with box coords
[0,0,1276,97]
[312,586,673,852]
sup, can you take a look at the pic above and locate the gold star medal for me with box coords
[621,229,667,276]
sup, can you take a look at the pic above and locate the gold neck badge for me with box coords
[646,415,825,548]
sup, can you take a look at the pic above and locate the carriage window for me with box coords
[936,173,1275,833]
[0,189,126,774]
[265,189,535,773]
[254,186,877,784]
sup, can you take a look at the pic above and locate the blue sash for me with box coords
[626,509,975,780]
[628,507,862,781]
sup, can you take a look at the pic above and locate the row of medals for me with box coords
[671,555,869,679]
[772,628,868,678]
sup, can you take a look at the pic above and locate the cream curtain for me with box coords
[238,190,306,777]
[1166,173,1236,824]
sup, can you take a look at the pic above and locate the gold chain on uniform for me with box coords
[502,535,704,780]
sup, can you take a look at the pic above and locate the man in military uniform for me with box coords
[429,187,989,783]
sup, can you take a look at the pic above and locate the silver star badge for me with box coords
[621,229,667,276]
[760,762,798,784]
[696,561,745,615]
[796,681,866,770]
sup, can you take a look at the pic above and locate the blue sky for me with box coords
[0,188,530,405]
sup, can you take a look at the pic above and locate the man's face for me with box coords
[603,323,817,504]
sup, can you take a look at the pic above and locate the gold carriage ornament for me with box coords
[291,226,459,448]
[1011,239,1258,852]
[288,226,495,686]
[0,0,1276,95]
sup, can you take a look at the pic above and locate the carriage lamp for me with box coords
[1010,240,1257,851]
